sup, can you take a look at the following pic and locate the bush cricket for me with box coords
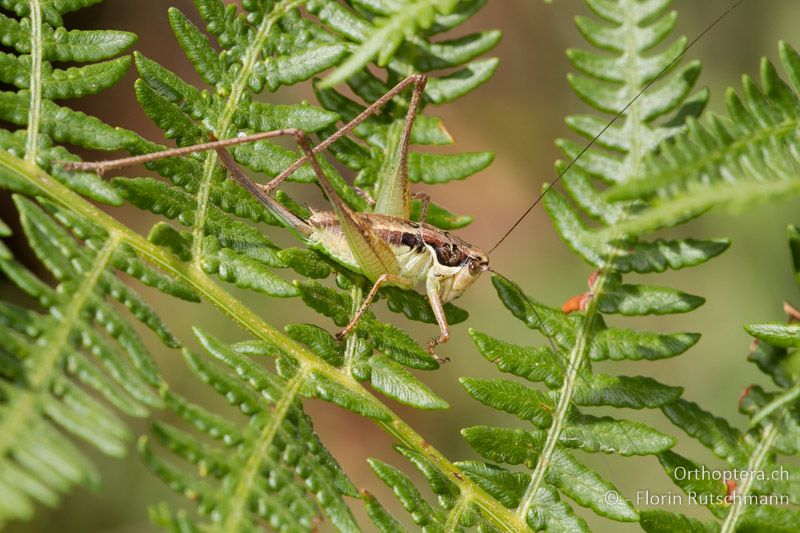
[63,1,743,361]
[66,74,488,357]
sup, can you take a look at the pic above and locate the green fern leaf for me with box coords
[462,0,727,528]
[653,226,800,530]
[573,373,682,409]
[745,323,800,348]
[367,458,447,529]
[639,509,720,533]
[656,450,727,511]
[369,354,449,409]
[662,399,743,461]
[285,323,344,366]
[561,414,674,455]
[601,41,800,237]
[362,490,408,533]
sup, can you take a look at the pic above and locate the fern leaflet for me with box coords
[462,1,728,529]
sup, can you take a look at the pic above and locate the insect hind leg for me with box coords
[412,191,430,222]
[264,74,428,196]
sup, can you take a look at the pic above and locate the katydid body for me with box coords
[211,128,489,355]
[298,209,487,349]
[306,211,488,306]
[68,74,489,355]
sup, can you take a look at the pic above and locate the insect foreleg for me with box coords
[335,273,414,341]
[425,275,450,357]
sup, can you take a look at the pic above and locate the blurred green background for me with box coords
[3,0,800,531]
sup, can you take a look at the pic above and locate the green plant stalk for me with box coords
[0,234,118,460]
[190,0,305,261]
[515,270,612,521]
[517,2,653,520]
[750,382,800,427]
[720,420,781,533]
[221,368,309,533]
[24,0,42,163]
[0,150,527,532]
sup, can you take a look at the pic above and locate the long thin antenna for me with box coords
[489,267,563,361]
[487,0,746,255]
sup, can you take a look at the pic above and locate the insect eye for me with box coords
[469,260,480,275]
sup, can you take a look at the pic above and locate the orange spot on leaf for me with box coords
[562,292,590,314]
[738,386,752,409]
[784,301,800,322]
[725,479,737,503]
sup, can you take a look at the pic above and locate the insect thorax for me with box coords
[306,211,482,288]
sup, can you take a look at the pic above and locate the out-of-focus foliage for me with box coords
[641,225,800,532]
[601,41,800,238]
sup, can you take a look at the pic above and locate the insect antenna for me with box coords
[487,267,571,365]
[487,0,746,255]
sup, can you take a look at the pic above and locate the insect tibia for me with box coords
[213,146,314,239]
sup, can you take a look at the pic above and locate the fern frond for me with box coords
[0,197,174,525]
[139,328,360,532]
[0,0,205,525]
[601,40,800,238]
[645,225,800,532]
[0,0,140,203]
[463,0,725,528]
[0,0,533,530]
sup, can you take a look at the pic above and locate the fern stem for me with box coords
[0,233,118,458]
[344,284,363,373]
[190,0,305,262]
[444,486,473,531]
[0,151,527,533]
[720,420,780,533]
[519,3,652,519]
[516,270,612,522]
[220,369,308,532]
[24,0,43,163]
